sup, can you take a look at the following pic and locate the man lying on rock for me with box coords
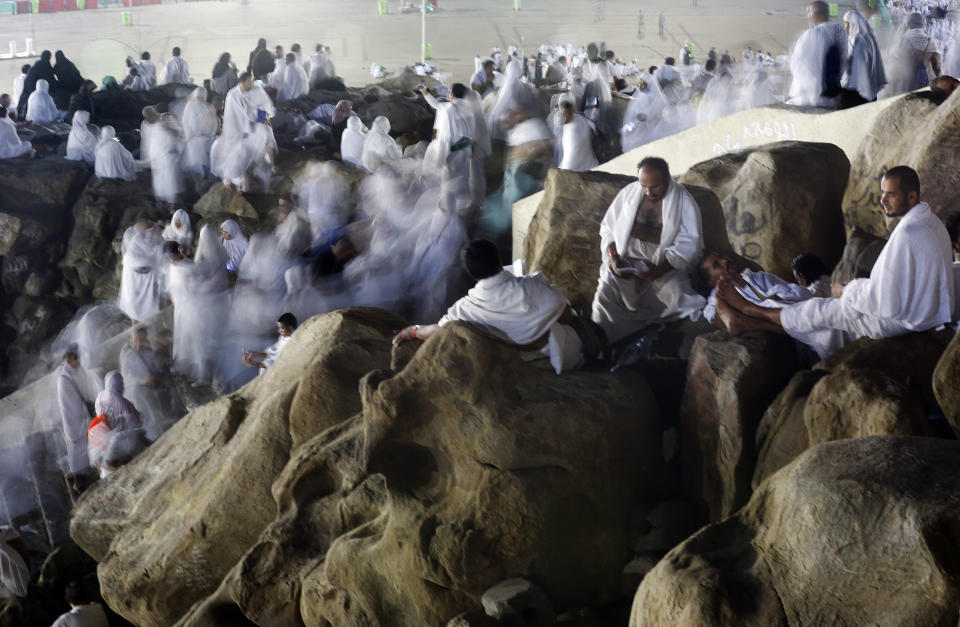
[590,156,706,344]
[714,165,956,359]
[394,239,602,374]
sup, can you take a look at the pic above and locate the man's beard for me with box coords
[884,213,903,233]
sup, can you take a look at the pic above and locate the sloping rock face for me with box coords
[829,226,885,283]
[73,313,666,626]
[679,331,799,523]
[934,330,960,439]
[70,309,405,627]
[841,92,958,238]
[680,141,849,279]
[631,436,960,627]
[522,169,750,314]
[753,332,949,488]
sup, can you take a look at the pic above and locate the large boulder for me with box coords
[934,330,960,439]
[70,309,406,627]
[174,322,666,626]
[679,331,799,523]
[829,226,885,283]
[631,436,960,627]
[753,332,949,487]
[680,141,849,279]
[842,91,960,237]
[522,169,751,314]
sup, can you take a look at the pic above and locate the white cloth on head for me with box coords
[12,73,25,110]
[95,371,141,433]
[57,360,93,474]
[559,113,598,171]
[361,115,402,172]
[66,110,98,164]
[94,126,138,181]
[148,116,185,203]
[220,219,248,273]
[781,202,955,358]
[340,115,367,166]
[591,179,706,343]
[168,245,229,383]
[140,59,157,87]
[789,21,848,106]
[621,75,668,151]
[117,225,165,322]
[843,10,887,101]
[0,115,31,159]
[50,603,110,627]
[278,61,309,101]
[162,208,193,255]
[181,87,217,174]
[163,55,192,85]
[702,268,812,324]
[0,529,28,600]
[438,269,583,374]
[26,78,59,123]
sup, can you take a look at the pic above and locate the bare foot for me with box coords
[715,278,752,312]
[715,297,751,336]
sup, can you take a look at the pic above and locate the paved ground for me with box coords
[0,0,810,97]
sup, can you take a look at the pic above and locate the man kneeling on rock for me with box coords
[394,239,599,374]
[714,166,956,359]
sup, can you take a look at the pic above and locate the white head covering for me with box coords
[94,370,141,431]
[95,126,139,181]
[195,223,230,268]
[620,73,668,152]
[361,115,402,172]
[220,219,248,273]
[486,60,542,140]
[26,78,59,123]
[66,110,98,164]
[162,209,194,253]
[340,115,367,166]
[0,113,32,160]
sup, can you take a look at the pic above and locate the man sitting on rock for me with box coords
[243,312,298,374]
[714,166,956,358]
[590,157,706,343]
[697,251,813,327]
[394,239,594,374]
[50,580,109,627]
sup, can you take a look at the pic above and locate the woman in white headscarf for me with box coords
[181,87,218,175]
[90,370,146,477]
[0,107,32,159]
[885,12,941,96]
[361,115,402,172]
[696,68,736,125]
[340,115,367,167]
[162,208,194,256]
[842,9,887,104]
[486,60,542,141]
[220,219,248,273]
[65,110,98,164]
[94,126,139,181]
[620,73,668,152]
[26,79,59,123]
[117,222,165,322]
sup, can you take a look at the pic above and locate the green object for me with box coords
[121,10,132,26]
[513,0,520,9]
[77,0,84,8]
[377,0,387,15]
[868,0,875,6]
[0,1,15,15]
[828,2,837,16]
[31,0,38,13]
[424,42,431,59]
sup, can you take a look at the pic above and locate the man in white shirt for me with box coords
[788,0,848,106]
[394,240,588,374]
[278,52,309,102]
[243,313,298,372]
[139,51,157,88]
[163,47,192,85]
[558,101,598,171]
[50,580,109,627]
[715,166,956,358]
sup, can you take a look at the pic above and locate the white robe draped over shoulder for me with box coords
[559,114,598,171]
[57,361,93,474]
[117,225,165,322]
[0,529,28,600]
[66,110,98,164]
[591,179,706,342]
[0,116,31,159]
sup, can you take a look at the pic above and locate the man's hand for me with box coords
[831,282,845,298]
[392,325,420,346]
[608,247,629,277]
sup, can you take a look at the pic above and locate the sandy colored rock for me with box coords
[192,184,260,220]
[0,213,21,257]
[680,141,849,279]
[934,331,960,439]
[829,226,885,283]
[680,330,799,522]
[522,169,750,314]
[177,323,665,627]
[753,332,949,487]
[631,436,960,627]
[69,309,405,627]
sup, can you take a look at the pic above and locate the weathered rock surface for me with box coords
[829,226,885,283]
[680,330,799,523]
[842,91,959,238]
[753,332,949,487]
[522,169,752,314]
[70,309,406,627]
[934,330,960,439]
[680,141,849,279]
[163,320,665,626]
[631,436,960,627]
